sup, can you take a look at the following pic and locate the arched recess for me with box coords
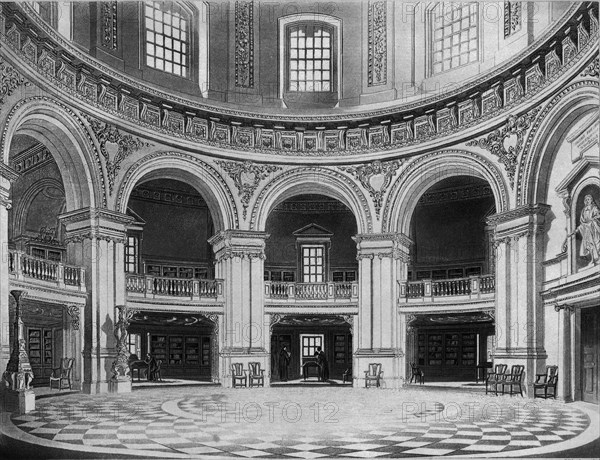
[2,97,101,210]
[12,177,65,238]
[518,83,599,206]
[115,151,237,232]
[383,150,509,235]
[250,167,372,234]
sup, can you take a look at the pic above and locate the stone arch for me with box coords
[1,97,102,210]
[383,150,509,235]
[251,167,372,234]
[12,177,65,238]
[518,82,599,206]
[115,151,238,232]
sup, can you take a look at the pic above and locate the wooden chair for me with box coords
[342,367,352,384]
[49,358,74,390]
[248,362,264,387]
[499,364,525,396]
[409,362,425,385]
[485,363,507,395]
[364,363,383,388]
[533,365,558,399]
[231,363,247,388]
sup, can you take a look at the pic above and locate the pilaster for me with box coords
[59,207,133,394]
[209,230,270,388]
[487,204,550,396]
[352,233,411,389]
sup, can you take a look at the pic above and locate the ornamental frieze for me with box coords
[339,160,403,218]
[368,0,387,86]
[466,108,540,187]
[84,116,152,195]
[0,56,29,105]
[235,1,254,88]
[215,160,281,219]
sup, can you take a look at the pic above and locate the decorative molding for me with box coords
[368,0,387,86]
[581,57,599,77]
[130,186,208,209]
[504,2,522,38]
[0,56,29,105]
[66,305,81,330]
[274,200,351,214]
[466,108,540,187]
[84,115,152,195]
[486,203,551,227]
[10,144,53,174]
[553,304,575,313]
[418,183,493,206]
[215,160,280,219]
[101,1,118,50]
[339,160,402,218]
[0,162,20,182]
[235,1,254,88]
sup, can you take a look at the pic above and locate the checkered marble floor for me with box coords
[9,387,594,458]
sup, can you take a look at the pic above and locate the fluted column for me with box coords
[352,233,411,388]
[488,204,550,396]
[209,230,270,388]
[59,208,134,394]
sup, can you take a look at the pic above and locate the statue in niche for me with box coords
[570,194,600,267]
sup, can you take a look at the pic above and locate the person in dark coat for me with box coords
[279,346,291,381]
[315,346,329,381]
[145,353,159,381]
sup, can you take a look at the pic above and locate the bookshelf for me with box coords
[462,333,477,366]
[334,335,346,364]
[43,329,53,365]
[417,334,426,366]
[185,337,200,365]
[27,327,55,384]
[201,337,211,366]
[169,336,183,364]
[427,334,443,366]
[150,335,167,362]
[28,329,42,365]
[445,333,459,365]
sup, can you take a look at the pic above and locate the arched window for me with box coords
[144,1,190,77]
[429,3,479,75]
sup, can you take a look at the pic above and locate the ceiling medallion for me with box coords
[339,159,403,218]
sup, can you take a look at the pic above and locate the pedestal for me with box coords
[109,378,132,394]
[2,388,35,414]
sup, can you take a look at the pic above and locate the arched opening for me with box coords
[124,177,217,382]
[265,194,356,384]
[406,175,496,382]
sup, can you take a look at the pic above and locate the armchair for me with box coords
[248,362,265,387]
[485,363,507,395]
[231,363,247,388]
[364,363,383,388]
[342,367,352,384]
[533,365,558,399]
[49,358,74,390]
[409,362,424,385]
[498,364,525,396]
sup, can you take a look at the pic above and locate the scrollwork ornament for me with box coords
[0,57,30,105]
[581,57,599,77]
[270,314,283,331]
[339,159,402,218]
[216,160,281,219]
[466,109,540,187]
[66,305,81,330]
[84,115,152,194]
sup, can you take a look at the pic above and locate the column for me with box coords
[209,230,270,388]
[488,204,550,396]
[352,233,411,389]
[59,208,134,394]
[0,164,19,377]
[65,305,84,391]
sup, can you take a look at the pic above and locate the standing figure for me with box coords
[571,194,600,267]
[279,346,291,381]
[145,353,158,381]
[315,346,329,381]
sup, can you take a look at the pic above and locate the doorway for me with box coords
[581,307,599,404]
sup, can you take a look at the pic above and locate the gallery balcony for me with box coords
[264,281,359,306]
[8,250,87,305]
[125,274,225,308]
[398,275,495,309]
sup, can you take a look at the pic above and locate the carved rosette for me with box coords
[466,108,540,187]
[0,57,30,105]
[85,116,151,194]
[235,1,254,88]
[368,1,387,86]
[110,305,138,381]
[216,160,281,219]
[339,160,402,218]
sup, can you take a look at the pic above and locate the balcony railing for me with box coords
[8,250,85,290]
[399,275,495,303]
[265,281,358,302]
[126,274,224,300]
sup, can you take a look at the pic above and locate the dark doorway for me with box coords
[581,307,599,404]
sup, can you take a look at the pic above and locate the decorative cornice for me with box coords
[10,143,52,174]
[486,203,551,226]
[0,161,20,182]
[418,183,493,206]
[466,108,540,187]
[215,160,280,219]
[84,115,152,195]
[368,0,387,86]
[0,55,29,105]
[0,185,11,209]
[234,1,254,88]
[339,159,402,218]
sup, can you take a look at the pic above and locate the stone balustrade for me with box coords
[8,250,86,291]
[126,274,224,301]
[265,281,358,302]
[399,275,495,303]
